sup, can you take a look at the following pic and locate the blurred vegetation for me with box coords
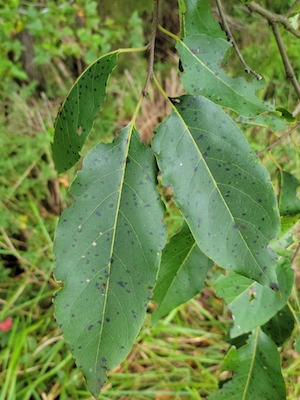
[0,0,299,399]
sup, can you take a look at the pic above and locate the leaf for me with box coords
[177,35,275,117]
[261,304,295,346]
[152,221,213,324]
[178,0,187,38]
[153,95,280,286]
[53,125,166,397]
[278,170,300,216]
[235,111,287,132]
[209,328,286,400]
[215,258,294,338]
[270,216,299,258]
[183,0,226,39]
[52,52,118,174]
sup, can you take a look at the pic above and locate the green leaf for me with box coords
[270,216,299,258]
[52,52,118,173]
[178,0,187,38]
[153,95,280,286]
[152,221,213,324]
[209,328,286,400]
[53,126,166,397]
[183,0,226,39]
[261,304,295,346]
[278,170,300,216]
[177,35,275,117]
[215,258,294,338]
[236,111,287,132]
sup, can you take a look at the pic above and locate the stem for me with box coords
[246,1,300,39]
[256,122,300,156]
[158,24,180,42]
[142,0,159,96]
[153,75,171,103]
[245,1,300,100]
[131,94,144,126]
[118,46,148,54]
[270,22,300,99]
[285,0,300,18]
[216,0,262,80]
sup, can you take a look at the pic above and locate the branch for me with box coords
[142,0,159,96]
[286,0,300,18]
[246,1,300,100]
[216,0,262,80]
[256,122,300,156]
[246,1,300,39]
[270,22,300,99]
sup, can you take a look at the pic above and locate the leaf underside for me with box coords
[153,95,280,286]
[53,126,166,397]
[52,52,118,174]
[209,328,286,400]
[215,258,294,338]
[152,221,213,323]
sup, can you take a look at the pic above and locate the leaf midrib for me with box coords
[171,101,270,282]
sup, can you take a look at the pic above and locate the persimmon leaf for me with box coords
[53,125,166,397]
[183,0,226,39]
[261,304,295,346]
[209,329,286,400]
[215,258,294,338]
[153,95,280,286]
[278,170,300,216]
[52,52,118,173]
[177,35,275,117]
[152,221,213,323]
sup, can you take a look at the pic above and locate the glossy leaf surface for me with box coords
[53,126,166,397]
[215,259,294,338]
[52,52,118,173]
[153,95,280,286]
[152,221,213,324]
[209,329,286,400]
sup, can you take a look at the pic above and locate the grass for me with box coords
[0,60,300,400]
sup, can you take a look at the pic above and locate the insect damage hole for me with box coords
[77,126,83,136]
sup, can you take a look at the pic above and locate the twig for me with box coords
[142,0,159,96]
[246,1,300,39]
[292,242,300,265]
[216,0,262,80]
[256,122,300,156]
[286,0,300,18]
[270,22,300,99]
[246,1,300,100]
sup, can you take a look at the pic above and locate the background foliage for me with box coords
[0,0,299,399]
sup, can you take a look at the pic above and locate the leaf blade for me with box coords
[209,329,286,400]
[183,0,226,38]
[153,95,280,286]
[52,52,118,173]
[215,258,294,338]
[177,35,275,117]
[53,126,166,397]
[152,221,213,323]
